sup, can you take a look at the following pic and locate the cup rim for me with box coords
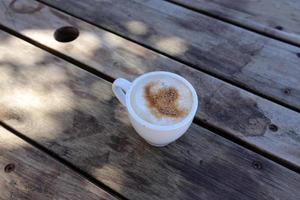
[126,71,198,131]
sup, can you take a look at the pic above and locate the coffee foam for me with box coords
[131,75,193,126]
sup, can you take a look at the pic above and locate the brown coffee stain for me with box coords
[144,82,187,118]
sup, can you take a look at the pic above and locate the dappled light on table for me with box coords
[126,20,148,35]
[153,36,187,56]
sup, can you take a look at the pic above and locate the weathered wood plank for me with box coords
[38,0,300,111]
[1,0,300,168]
[0,126,117,200]
[0,29,300,200]
[169,0,300,45]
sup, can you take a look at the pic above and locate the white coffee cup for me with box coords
[112,71,198,146]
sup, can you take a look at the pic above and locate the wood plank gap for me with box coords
[164,0,300,48]
[1,23,299,174]
[0,121,129,200]
[0,24,114,83]
[32,0,300,113]
[193,118,300,174]
[1,24,300,199]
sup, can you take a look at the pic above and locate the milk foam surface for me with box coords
[131,75,193,126]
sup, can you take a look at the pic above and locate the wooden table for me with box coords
[0,0,300,199]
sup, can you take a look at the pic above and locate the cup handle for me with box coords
[112,78,132,106]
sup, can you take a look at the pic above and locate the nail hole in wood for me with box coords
[275,26,283,30]
[284,88,291,95]
[297,53,300,58]
[54,26,79,42]
[252,161,262,169]
[269,124,278,132]
[4,163,15,173]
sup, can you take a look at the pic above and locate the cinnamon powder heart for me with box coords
[144,82,187,118]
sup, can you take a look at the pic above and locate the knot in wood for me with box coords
[4,163,15,173]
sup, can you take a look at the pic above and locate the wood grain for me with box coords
[169,0,300,45]
[0,29,300,200]
[0,126,117,200]
[1,0,300,168]
[37,0,300,111]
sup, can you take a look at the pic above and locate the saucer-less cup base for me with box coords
[146,142,169,147]
[112,71,198,147]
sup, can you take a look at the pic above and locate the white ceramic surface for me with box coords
[112,71,198,147]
